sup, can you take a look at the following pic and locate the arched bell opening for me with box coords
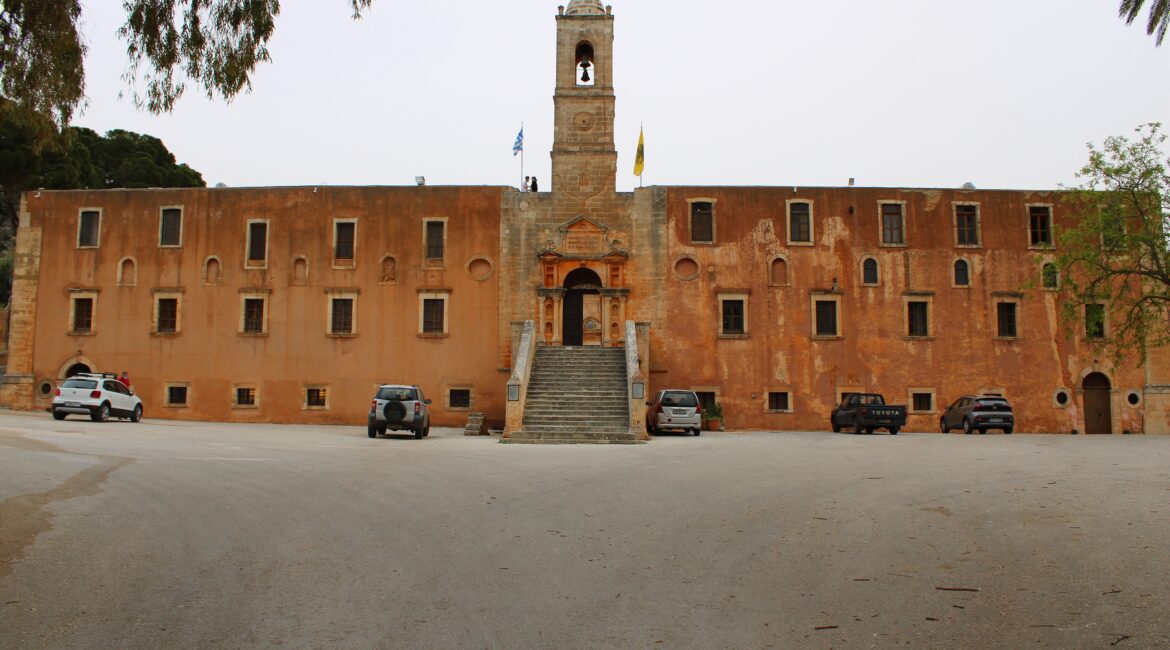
[575,42,596,86]
[563,267,602,346]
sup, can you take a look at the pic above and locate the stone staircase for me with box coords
[506,345,641,444]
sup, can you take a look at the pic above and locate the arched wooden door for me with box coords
[1082,373,1112,434]
[563,268,601,346]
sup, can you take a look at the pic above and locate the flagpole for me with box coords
[520,122,525,190]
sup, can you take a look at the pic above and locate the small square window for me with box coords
[691,202,714,243]
[72,297,94,333]
[306,387,328,408]
[768,392,790,412]
[423,298,445,334]
[235,386,256,406]
[721,299,745,335]
[912,393,933,412]
[997,302,1018,338]
[450,388,471,409]
[788,202,812,243]
[243,298,265,334]
[156,297,178,333]
[160,208,182,247]
[331,298,354,335]
[1029,206,1052,247]
[814,300,838,336]
[167,385,188,406]
[78,210,101,248]
[907,301,929,337]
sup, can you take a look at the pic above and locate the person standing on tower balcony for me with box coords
[530,176,539,193]
[522,176,530,192]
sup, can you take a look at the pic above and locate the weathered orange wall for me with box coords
[649,187,1148,433]
[21,186,504,426]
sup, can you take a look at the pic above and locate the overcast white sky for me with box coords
[73,0,1168,191]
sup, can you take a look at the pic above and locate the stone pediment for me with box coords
[537,216,629,260]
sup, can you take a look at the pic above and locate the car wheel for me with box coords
[92,402,110,423]
[379,425,387,436]
[130,404,142,423]
[940,418,949,433]
[889,427,899,435]
[853,420,863,435]
[1003,428,1013,435]
[52,410,66,421]
[423,424,430,438]
[368,426,378,438]
[963,419,974,435]
[830,415,841,433]
[694,428,701,436]
[414,427,424,439]
[865,427,874,434]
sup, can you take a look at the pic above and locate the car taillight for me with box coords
[90,390,101,398]
[414,402,421,415]
[370,400,377,412]
[656,403,665,415]
[860,407,869,417]
[54,388,61,396]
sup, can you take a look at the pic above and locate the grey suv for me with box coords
[940,395,1014,434]
[368,385,431,439]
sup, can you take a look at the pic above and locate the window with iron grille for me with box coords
[815,300,837,336]
[335,222,355,260]
[1029,206,1052,247]
[907,301,929,337]
[425,221,445,259]
[1085,304,1105,339]
[881,203,904,244]
[721,300,745,335]
[247,222,267,262]
[167,385,188,406]
[691,202,713,243]
[243,298,265,333]
[450,388,471,408]
[160,208,182,246]
[72,298,94,332]
[423,298,445,333]
[789,202,811,243]
[955,205,979,245]
[997,302,1018,338]
[954,259,970,286]
[79,210,100,247]
[157,298,178,333]
[331,298,354,334]
[912,393,933,411]
[768,392,790,411]
[306,387,327,407]
[862,258,879,285]
[236,387,256,406]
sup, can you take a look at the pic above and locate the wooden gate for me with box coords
[1082,373,1112,434]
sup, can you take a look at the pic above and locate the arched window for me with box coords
[575,42,596,86]
[861,258,879,286]
[1042,263,1058,289]
[770,257,788,286]
[117,257,137,286]
[292,257,308,284]
[204,257,221,285]
[954,259,970,287]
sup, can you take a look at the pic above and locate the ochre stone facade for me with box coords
[2,1,1163,433]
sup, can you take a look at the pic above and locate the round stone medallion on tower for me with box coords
[565,0,607,16]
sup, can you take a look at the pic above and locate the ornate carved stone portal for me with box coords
[536,216,630,346]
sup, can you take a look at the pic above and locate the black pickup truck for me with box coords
[830,393,907,435]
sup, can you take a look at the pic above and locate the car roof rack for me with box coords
[72,372,118,379]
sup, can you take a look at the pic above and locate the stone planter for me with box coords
[704,418,722,431]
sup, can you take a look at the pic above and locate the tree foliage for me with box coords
[1057,123,1170,366]
[1119,0,1169,45]
[0,1,373,124]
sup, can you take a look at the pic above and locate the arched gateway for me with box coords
[562,268,602,346]
[1082,372,1112,434]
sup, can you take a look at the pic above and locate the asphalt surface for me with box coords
[1,410,1167,649]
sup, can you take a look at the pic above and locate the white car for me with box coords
[52,373,143,422]
[645,389,702,436]
[368,384,431,438]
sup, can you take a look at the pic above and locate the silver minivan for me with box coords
[645,389,702,436]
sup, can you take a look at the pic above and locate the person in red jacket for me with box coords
[119,371,131,388]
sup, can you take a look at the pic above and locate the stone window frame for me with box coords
[418,289,451,337]
[903,292,934,339]
[993,293,1023,340]
[116,256,138,287]
[766,389,793,414]
[151,288,185,336]
[673,254,701,282]
[244,218,270,269]
[768,254,790,287]
[716,289,750,339]
[1124,390,1143,409]
[232,384,260,409]
[952,257,972,288]
[684,197,717,245]
[1053,388,1073,408]
[1040,260,1060,291]
[908,388,937,414]
[303,385,330,410]
[465,255,496,282]
[877,200,908,247]
[158,205,184,248]
[238,289,271,336]
[1026,203,1055,249]
[332,218,358,269]
[810,291,843,339]
[446,385,474,411]
[77,207,102,249]
[785,199,814,246]
[860,256,880,287]
[68,289,99,335]
[423,217,448,268]
[1084,303,1108,341]
[953,202,982,249]
[326,288,360,337]
[163,382,190,408]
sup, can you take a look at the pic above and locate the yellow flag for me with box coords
[633,126,645,177]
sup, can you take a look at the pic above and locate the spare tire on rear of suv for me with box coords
[383,400,407,423]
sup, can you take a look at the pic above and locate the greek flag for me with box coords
[513,126,524,156]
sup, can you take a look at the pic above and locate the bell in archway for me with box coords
[579,57,592,83]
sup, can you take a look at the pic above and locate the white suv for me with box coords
[52,373,143,422]
[368,385,431,438]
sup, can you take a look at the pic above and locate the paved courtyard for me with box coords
[1,410,1167,649]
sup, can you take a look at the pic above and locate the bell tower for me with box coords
[551,1,617,198]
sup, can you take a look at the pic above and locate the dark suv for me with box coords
[940,395,1014,434]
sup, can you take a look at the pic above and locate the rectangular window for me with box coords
[423,298,445,334]
[156,298,178,333]
[306,387,328,408]
[243,298,265,334]
[815,300,838,336]
[247,221,268,264]
[695,391,717,415]
[691,202,714,243]
[881,203,905,244]
[72,297,94,333]
[160,208,182,246]
[789,202,811,243]
[912,392,933,412]
[997,302,1018,338]
[907,301,929,337]
[450,388,472,409]
[425,221,445,260]
[1085,304,1106,339]
[167,385,188,406]
[235,386,256,406]
[768,392,790,412]
[330,298,354,334]
[721,299,745,335]
[1029,206,1052,247]
[955,205,979,246]
[78,210,101,248]
[334,221,355,261]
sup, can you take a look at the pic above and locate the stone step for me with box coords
[523,418,630,426]
[516,424,631,433]
[503,431,644,445]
